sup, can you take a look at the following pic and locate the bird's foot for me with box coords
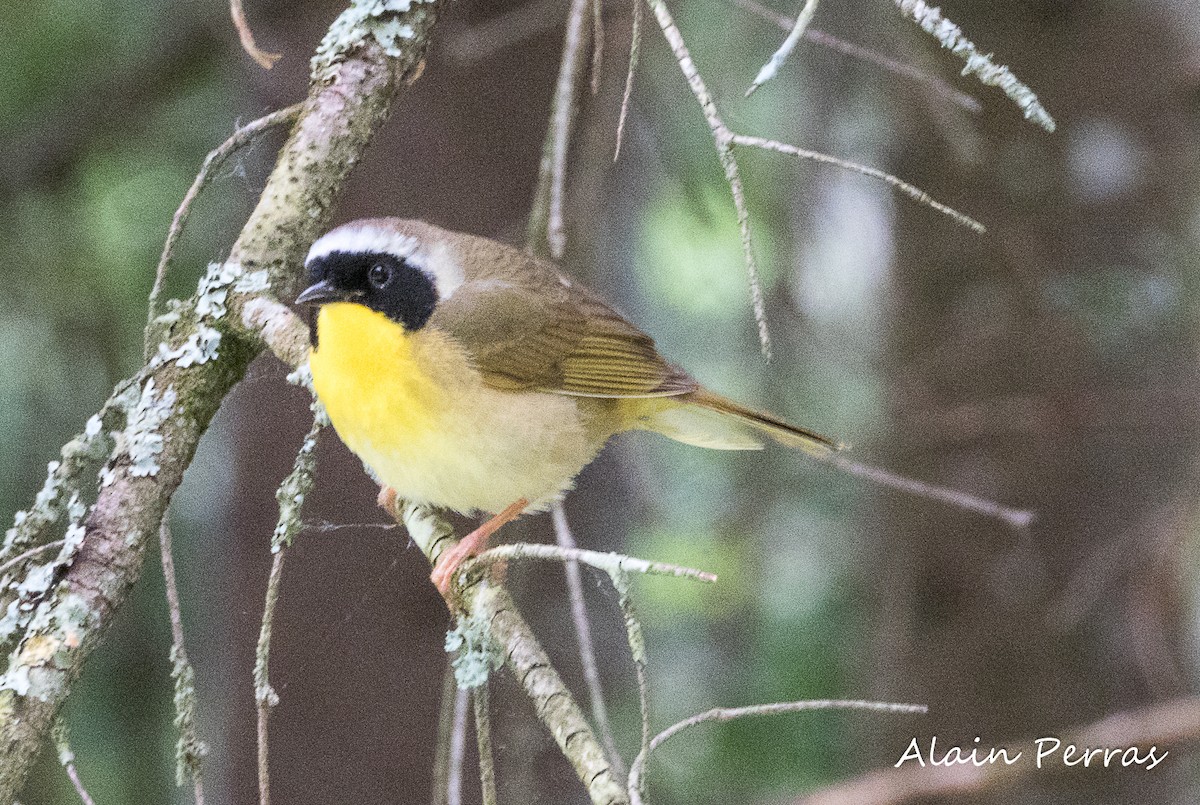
[377,485,400,519]
[431,497,528,597]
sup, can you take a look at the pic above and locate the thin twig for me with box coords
[474,542,718,583]
[590,0,605,94]
[255,411,323,805]
[628,699,928,804]
[432,661,458,805]
[822,453,1035,530]
[230,0,282,69]
[54,720,96,805]
[473,683,497,805]
[144,104,302,360]
[745,0,820,97]
[730,133,986,233]
[613,0,643,160]
[647,0,773,356]
[302,520,401,534]
[434,662,456,805]
[733,0,981,113]
[647,0,769,353]
[255,549,285,805]
[552,503,626,781]
[608,570,649,788]
[64,762,96,805]
[528,0,593,259]
[0,539,64,578]
[159,517,208,804]
[448,686,470,805]
[893,0,1055,131]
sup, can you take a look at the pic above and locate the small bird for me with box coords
[297,218,838,595]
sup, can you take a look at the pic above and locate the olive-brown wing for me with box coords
[429,277,695,398]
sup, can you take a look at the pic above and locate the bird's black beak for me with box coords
[295,279,341,306]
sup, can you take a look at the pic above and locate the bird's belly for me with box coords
[347,389,600,514]
[309,304,607,514]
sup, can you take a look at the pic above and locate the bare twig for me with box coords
[552,503,626,781]
[647,0,988,358]
[613,0,643,160]
[302,520,402,534]
[54,720,96,805]
[729,133,986,233]
[230,0,282,69]
[822,453,1035,530]
[528,0,593,259]
[745,0,820,97]
[474,542,718,583]
[733,0,981,113]
[646,0,772,356]
[159,517,208,804]
[590,0,605,94]
[255,411,323,805]
[432,662,457,805]
[628,699,929,804]
[608,570,649,788]
[474,683,497,805]
[448,685,470,805]
[893,0,1055,131]
[255,548,286,805]
[145,104,302,359]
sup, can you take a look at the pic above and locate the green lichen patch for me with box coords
[445,607,503,689]
[310,0,437,79]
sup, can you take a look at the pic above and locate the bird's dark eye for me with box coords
[368,263,393,289]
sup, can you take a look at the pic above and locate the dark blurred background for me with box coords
[4,0,1200,803]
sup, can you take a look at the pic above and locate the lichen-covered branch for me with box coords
[893,0,1055,132]
[0,1,443,798]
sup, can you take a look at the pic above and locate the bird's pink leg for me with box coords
[431,498,529,596]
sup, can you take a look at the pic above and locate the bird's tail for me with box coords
[639,388,841,456]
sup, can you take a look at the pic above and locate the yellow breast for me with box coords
[308,302,612,514]
[309,302,443,452]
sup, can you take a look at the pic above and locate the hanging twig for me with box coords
[733,0,981,113]
[613,0,643,160]
[145,104,302,360]
[608,570,650,788]
[54,720,97,805]
[255,411,323,805]
[645,0,772,356]
[159,517,208,804]
[448,685,470,805]
[590,0,605,94]
[473,683,498,805]
[528,0,593,259]
[432,661,459,805]
[892,0,1055,131]
[745,0,820,97]
[230,0,282,69]
[552,503,627,781]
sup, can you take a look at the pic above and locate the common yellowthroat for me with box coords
[297,219,838,594]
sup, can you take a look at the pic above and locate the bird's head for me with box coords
[297,218,465,332]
